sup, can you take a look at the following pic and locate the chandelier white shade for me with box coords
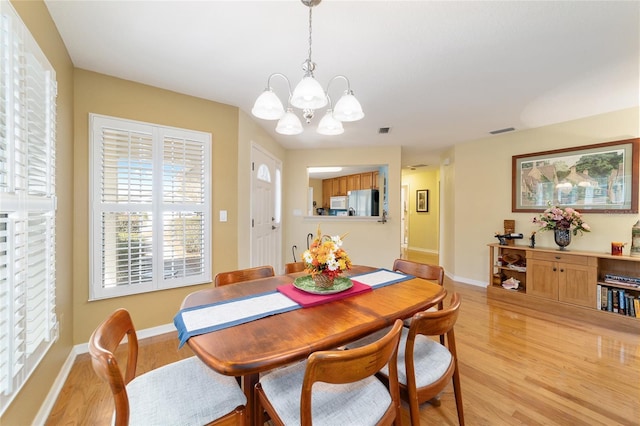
[275,109,304,135]
[251,0,363,136]
[290,75,328,110]
[251,89,285,120]
[333,91,365,122]
[317,110,344,135]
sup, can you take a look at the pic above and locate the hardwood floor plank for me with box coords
[44,253,640,425]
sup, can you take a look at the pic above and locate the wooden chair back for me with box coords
[405,292,464,426]
[300,319,404,425]
[393,258,446,319]
[88,308,139,426]
[284,261,306,274]
[393,258,444,286]
[214,265,275,286]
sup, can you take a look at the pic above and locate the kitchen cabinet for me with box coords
[347,174,361,192]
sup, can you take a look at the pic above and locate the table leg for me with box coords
[241,373,259,426]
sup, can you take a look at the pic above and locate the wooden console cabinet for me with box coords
[488,243,639,332]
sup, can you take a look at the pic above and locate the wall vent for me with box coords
[489,127,515,135]
[378,127,391,134]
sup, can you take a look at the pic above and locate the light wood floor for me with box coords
[45,250,640,425]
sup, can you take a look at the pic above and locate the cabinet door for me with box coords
[338,176,347,195]
[331,178,340,196]
[347,174,361,192]
[322,179,332,208]
[372,171,379,189]
[360,172,373,189]
[528,259,558,300]
[558,263,597,307]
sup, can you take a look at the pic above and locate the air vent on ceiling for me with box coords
[378,127,391,134]
[489,127,516,135]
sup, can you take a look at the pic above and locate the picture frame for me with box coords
[416,189,429,212]
[512,138,639,213]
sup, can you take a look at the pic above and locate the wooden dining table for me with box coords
[179,265,447,425]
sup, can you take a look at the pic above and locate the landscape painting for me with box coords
[512,139,638,213]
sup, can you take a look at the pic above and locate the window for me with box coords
[0,1,58,415]
[89,115,211,300]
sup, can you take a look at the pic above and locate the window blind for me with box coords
[0,0,57,415]
[90,115,211,299]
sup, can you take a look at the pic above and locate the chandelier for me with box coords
[251,0,364,136]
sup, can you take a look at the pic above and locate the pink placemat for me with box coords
[277,280,372,307]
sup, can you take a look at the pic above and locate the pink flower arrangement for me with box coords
[533,205,591,236]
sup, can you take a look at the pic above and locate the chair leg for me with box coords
[452,369,465,426]
[254,384,264,426]
[408,392,421,426]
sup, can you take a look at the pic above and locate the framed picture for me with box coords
[512,138,639,213]
[416,189,429,212]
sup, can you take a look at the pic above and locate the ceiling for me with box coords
[44,1,639,169]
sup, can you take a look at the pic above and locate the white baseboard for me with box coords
[34,322,175,424]
[406,246,439,255]
[32,348,76,426]
[445,271,488,288]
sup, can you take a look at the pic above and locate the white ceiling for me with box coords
[44,0,639,168]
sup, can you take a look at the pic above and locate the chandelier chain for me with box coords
[307,5,313,67]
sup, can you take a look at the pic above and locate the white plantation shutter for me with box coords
[0,0,57,415]
[90,115,211,299]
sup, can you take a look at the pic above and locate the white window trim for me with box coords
[0,0,58,415]
[89,114,212,300]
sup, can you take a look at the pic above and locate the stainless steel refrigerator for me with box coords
[347,189,380,216]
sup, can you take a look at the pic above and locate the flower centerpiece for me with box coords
[302,226,352,288]
[532,204,590,250]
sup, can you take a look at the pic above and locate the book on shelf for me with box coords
[607,288,614,312]
[604,273,640,287]
[634,298,640,318]
[603,279,640,289]
[618,289,626,315]
[612,289,619,313]
[600,285,608,311]
[626,294,635,317]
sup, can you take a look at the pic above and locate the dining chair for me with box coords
[379,292,464,426]
[254,319,404,426]
[214,265,275,286]
[284,261,306,274]
[89,308,246,426]
[393,258,446,341]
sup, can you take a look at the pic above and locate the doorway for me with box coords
[401,184,409,248]
[250,144,282,269]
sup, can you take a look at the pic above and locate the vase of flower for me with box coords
[312,273,335,288]
[302,226,352,289]
[533,204,590,250]
[554,229,571,250]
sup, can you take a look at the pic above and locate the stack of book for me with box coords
[597,274,640,318]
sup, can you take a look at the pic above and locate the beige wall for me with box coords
[4,1,74,425]
[401,169,440,253]
[439,148,456,280]
[445,107,640,285]
[284,146,402,270]
[72,69,243,343]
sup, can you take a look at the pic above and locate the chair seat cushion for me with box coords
[260,360,392,426]
[126,356,246,426]
[381,328,452,387]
